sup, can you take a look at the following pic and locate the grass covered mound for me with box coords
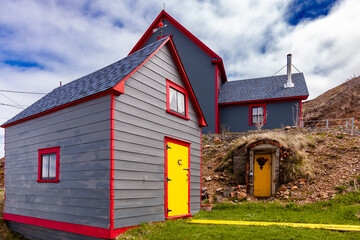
[217,132,313,183]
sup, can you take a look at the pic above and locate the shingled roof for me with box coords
[219,73,309,104]
[3,37,168,126]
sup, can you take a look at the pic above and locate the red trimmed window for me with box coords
[249,104,266,125]
[37,147,60,183]
[166,79,189,120]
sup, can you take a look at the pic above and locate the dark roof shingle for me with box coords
[3,37,167,126]
[218,73,309,104]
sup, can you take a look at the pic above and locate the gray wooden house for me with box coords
[1,37,206,240]
[132,11,309,133]
[130,10,227,134]
[219,72,309,132]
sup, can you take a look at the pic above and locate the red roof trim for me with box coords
[129,10,227,82]
[166,37,207,127]
[2,37,206,128]
[219,95,309,107]
[1,89,121,128]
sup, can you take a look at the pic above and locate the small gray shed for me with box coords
[1,37,206,240]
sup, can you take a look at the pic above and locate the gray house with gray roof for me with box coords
[219,72,309,132]
[1,37,206,240]
[132,11,309,134]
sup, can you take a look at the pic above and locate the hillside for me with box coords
[303,76,360,127]
[202,129,360,204]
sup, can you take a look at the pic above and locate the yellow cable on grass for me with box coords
[188,219,360,232]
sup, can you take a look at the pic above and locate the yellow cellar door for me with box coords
[254,154,272,197]
[166,141,189,218]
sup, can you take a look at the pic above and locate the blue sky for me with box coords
[1,0,359,157]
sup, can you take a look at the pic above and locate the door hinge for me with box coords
[166,144,171,150]
[167,208,172,214]
[167,177,172,182]
[183,168,189,171]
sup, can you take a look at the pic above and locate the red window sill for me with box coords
[37,179,59,183]
[166,110,190,120]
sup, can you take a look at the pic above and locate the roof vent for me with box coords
[284,54,294,88]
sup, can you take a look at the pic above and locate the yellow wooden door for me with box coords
[254,154,272,197]
[166,140,190,218]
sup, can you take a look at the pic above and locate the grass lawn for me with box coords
[121,192,360,240]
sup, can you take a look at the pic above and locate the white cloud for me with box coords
[1,0,359,157]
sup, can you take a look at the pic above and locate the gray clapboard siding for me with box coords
[114,180,164,190]
[113,44,201,229]
[220,100,301,132]
[5,96,111,137]
[114,197,164,209]
[8,222,101,240]
[114,214,164,229]
[6,201,108,218]
[5,121,110,149]
[4,94,112,229]
[144,19,217,133]
[6,193,109,209]
[6,188,109,199]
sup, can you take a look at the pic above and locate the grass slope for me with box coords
[121,192,360,240]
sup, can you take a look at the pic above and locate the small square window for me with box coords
[37,147,60,183]
[169,87,185,115]
[166,79,189,120]
[249,104,266,125]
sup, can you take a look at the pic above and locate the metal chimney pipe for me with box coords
[284,54,294,88]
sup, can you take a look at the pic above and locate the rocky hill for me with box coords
[303,76,360,128]
[202,129,360,204]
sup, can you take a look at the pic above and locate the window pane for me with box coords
[169,88,177,112]
[177,91,185,115]
[258,107,263,115]
[49,154,56,178]
[42,155,49,178]
[252,107,258,116]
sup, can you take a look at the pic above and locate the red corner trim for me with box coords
[109,94,115,231]
[37,147,60,183]
[129,10,227,82]
[164,137,191,220]
[166,38,207,127]
[166,79,189,120]
[215,65,219,133]
[219,95,309,107]
[299,100,302,128]
[3,213,135,239]
[249,103,266,126]
[200,128,203,205]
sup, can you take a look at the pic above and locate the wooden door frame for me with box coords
[249,145,280,196]
[164,136,191,219]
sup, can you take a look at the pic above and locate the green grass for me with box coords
[194,193,360,225]
[121,192,360,240]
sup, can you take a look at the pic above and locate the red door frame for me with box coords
[164,136,192,219]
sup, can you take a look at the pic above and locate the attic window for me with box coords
[250,104,266,125]
[37,147,60,183]
[166,79,189,120]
